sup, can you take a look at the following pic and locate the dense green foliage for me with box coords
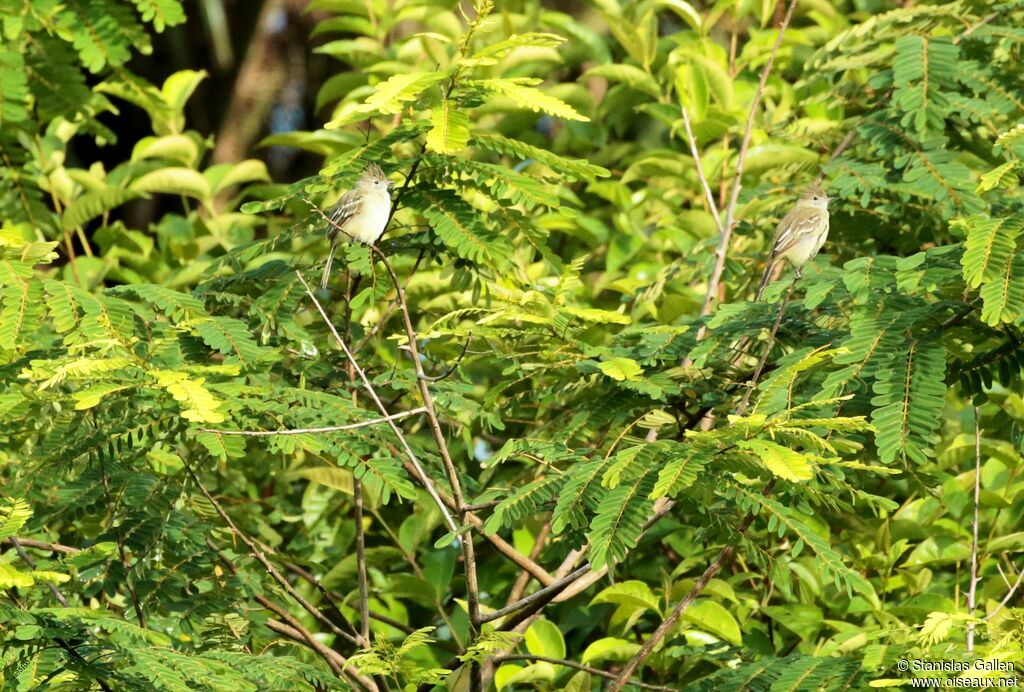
[3,0,1024,689]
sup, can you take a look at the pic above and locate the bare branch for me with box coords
[699,0,800,318]
[360,250,484,657]
[609,487,769,691]
[494,655,675,691]
[183,459,363,647]
[200,407,427,436]
[295,270,460,534]
[8,537,114,692]
[985,562,1024,622]
[679,103,723,233]
[265,616,378,691]
[736,279,797,415]
[419,332,473,382]
[967,405,982,651]
[3,537,79,555]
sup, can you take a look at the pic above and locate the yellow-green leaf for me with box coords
[598,357,643,381]
[426,101,470,154]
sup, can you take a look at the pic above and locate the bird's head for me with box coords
[797,183,829,210]
[356,163,393,192]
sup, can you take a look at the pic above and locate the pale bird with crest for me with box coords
[321,163,393,290]
[754,183,830,300]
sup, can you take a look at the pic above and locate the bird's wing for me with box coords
[327,189,364,238]
[770,207,827,257]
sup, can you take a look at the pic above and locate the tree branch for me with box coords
[200,408,427,436]
[494,655,675,691]
[609,488,769,691]
[3,537,79,555]
[8,537,114,692]
[967,405,982,651]
[698,0,799,318]
[295,270,460,534]
[679,103,724,233]
[182,458,363,647]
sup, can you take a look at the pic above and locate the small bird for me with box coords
[754,183,830,300]
[320,163,393,290]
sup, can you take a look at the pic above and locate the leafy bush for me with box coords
[3,0,1024,690]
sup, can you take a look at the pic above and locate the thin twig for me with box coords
[200,408,427,436]
[679,103,723,233]
[609,485,770,692]
[352,249,427,354]
[419,332,473,382]
[699,0,799,318]
[388,449,555,586]
[265,616,377,691]
[3,537,78,554]
[985,562,1024,622]
[296,270,460,534]
[99,459,147,629]
[360,248,484,664]
[283,561,418,635]
[183,459,362,647]
[506,522,550,606]
[736,280,796,415]
[488,498,678,626]
[8,537,114,692]
[483,565,592,625]
[967,405,982,651]
[344,274,374,651]
[494,655,675,691]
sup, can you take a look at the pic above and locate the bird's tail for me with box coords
[754,258,776,302]
[320,237,338,291]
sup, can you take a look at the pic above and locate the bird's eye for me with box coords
[813,196,819,200]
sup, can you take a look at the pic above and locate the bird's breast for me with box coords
[347,192,392,244]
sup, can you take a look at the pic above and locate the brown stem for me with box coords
[494,655,675,691]
[699,0,799,318]
[99,459,147,629]
[506,522,550,606]
[183,459,362,646]
[295,271,459,533]
[8,537,113,691]
[2,537,78,554]
[372,249,483,689]
[199,408,427,436]
[609,483,772,691]
[967,405,982,651]
[736,280,796,415]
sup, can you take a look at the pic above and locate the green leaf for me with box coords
[871,341,946,465]
[598,357,643,381]
[681,599,742,645]
[194,316,266,366]
[588,473,655,568]
[591,580,661,615]
[469,78,589,121]
[585,64,661,97]
[130,0,186,32]
[425,101,470,154]
[150,370,225,424]
[130,167,211,201]
[736,439,815,482]
[581,637,641,665]
[0,497,31,541]
[524,619,566,659]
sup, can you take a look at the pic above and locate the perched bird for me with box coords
[754,183,830,300]
[320,163,393,290]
